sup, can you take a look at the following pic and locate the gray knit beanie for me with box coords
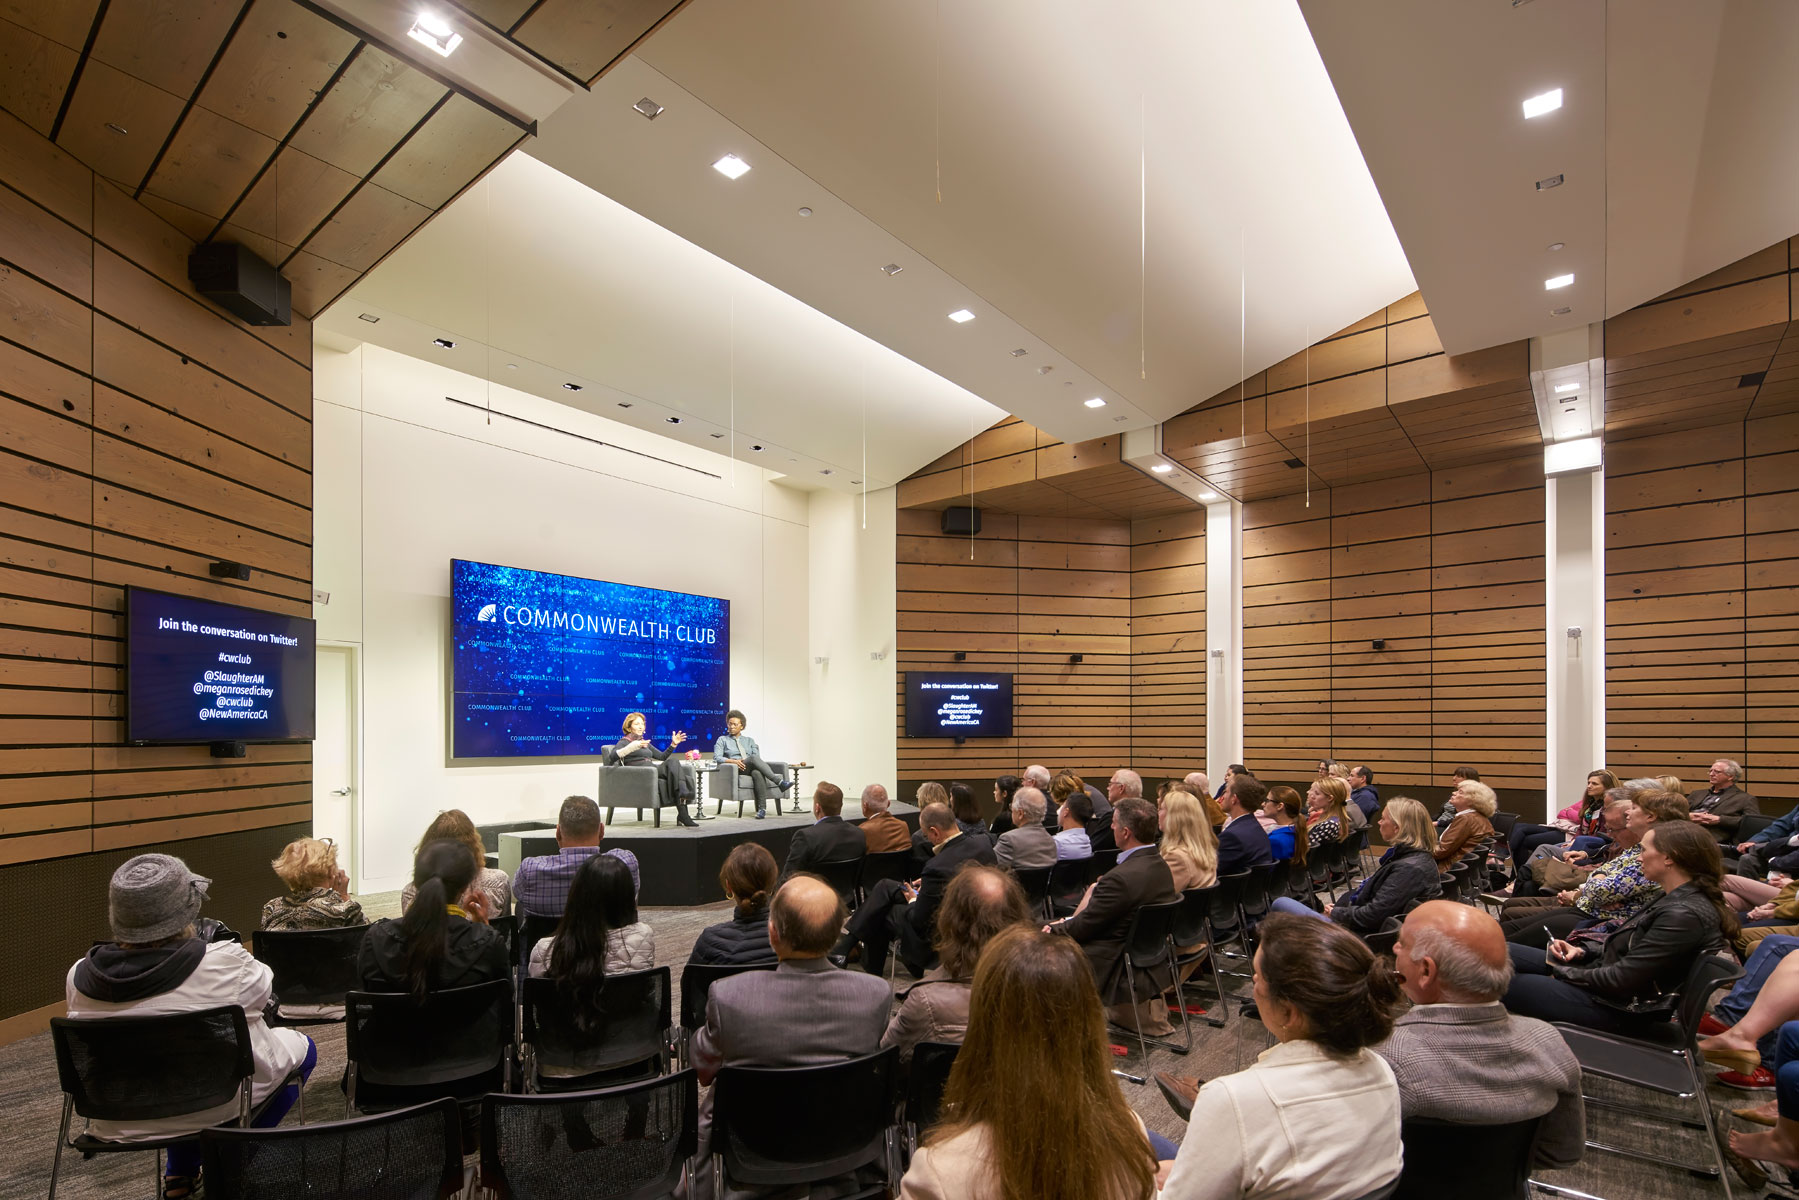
[109,854,211,943]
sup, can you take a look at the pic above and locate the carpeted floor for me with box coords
[1,892,1759,1199]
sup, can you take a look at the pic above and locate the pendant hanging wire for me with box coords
[1304,324,1311,510]
[485,180,492,426]
[861,358,868,530]
[934,0,942,203]
[729,294,735,488]
[1240,230,1246,445]
[1140,91,1147,380]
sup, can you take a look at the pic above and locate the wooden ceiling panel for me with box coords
[54,59,185,186]
[1749,325,1799,420]
[136,192,216,242]
[195,0,356,141]
[455,0,538,28]
[298,180,430,272]
[0,17,78,135]
[3,0,103,48]
[89,0,241,99]
[288,49,445,178]
[511,0,679,83]
[229,144,358,249]
[279,249,359,317]
[143,103,276,219]
[370,94,523,209]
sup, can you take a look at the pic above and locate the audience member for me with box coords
[782,781,867,877]
[1724,1018,1799,1190]
[1377,902,1584,1169]
[361,839,509,998]
[1158,914,1402,1199]
[262,836,364,931]
[911,781,951,867]
[900,928,1161,1200]
[1704,934,1799,1090]
[857,784,913,853]
[1436,765,1483,828]
[1504,820,1735,1032]
[1272,797,1440,935]
[883,865,1029,1068]
[513,795,639,916]
[1699,947,1799,1113]
[688,843,780,966]
[1184,770,1211,800]
[1508,770,1616,877]
[1317,758,1342,779]
[1499,790,1668,946]
[1217,777,1275,876]
[1685,758,1757,838]
[691,874,893,1198]
[989,775,1022,836]
[66,854,315,1199]
[1735,799,1799,880]
[1048,797,1179,1036]
[1159,791,1219,892]
[1216,764,1249,800]
[835,802,996,977]
[1305,777,1354,847]
[1093,769,1142,851]
[950,781,989,837]
[1262,786,1307,865]
[1023,764,1059,829]
[1434,778,1497,864]
[1055,789,1096,860]
[399,809,510,916]
[995,786,1057,871]
[1350,766,1379,820]
[528,853,653,978]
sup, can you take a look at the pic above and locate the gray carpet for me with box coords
[1,895,1755,1199]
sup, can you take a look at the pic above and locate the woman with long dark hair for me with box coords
[990,774,1023,836]
[359,839,508,1000]
[529,854,653,1003]
[950,781,988,837]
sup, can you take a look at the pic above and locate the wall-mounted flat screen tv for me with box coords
[450,558,731,758]
[126,587,316,745]
[904,672,1014,738]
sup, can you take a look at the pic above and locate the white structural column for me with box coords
[1544,459,1606,814]
[1206,496,1245,785]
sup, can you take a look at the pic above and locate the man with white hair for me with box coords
[995,786,1057,871]
[857,783,911,854]
[1687,758,1757,840]
[1183,770,1210,799]
[1022,764,1052,792]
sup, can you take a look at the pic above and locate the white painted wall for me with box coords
[314,344,878,892]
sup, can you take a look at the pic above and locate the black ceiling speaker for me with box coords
[941,506,982,536]
[188,242,292,327]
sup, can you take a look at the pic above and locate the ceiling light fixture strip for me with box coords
[441,395,720,479]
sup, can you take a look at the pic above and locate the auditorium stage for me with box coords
[489,800,921,907]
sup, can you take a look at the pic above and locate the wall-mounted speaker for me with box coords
[941,506,982,536]
[188,242,292,327]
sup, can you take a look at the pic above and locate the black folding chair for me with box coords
[49,1006,305,1200]
[1364,927,1400,957]
[1088,848,1122,882]
[490,913,518,963]
[252,924,371,1023]
[521,968,672,1092]
[1490,811,1521,841]
[1169,886,1228,1028]
[859,849,916,899]
[1394,1115,1542,1200]
[345,978,517,1113]
[517,912,561,973]
[481,1071,699,1200]
[203,1098,462,1200]
[1552,954,1744,1183]
[1048,857,1092,917]
[1237,863,1278,945]
[903,1041,961,1154]
[678,961,777,1065]
[712,1047,900,1198]
[1009,865,1053,920]
[1109,897,1190,1059]
[1308,838,1344,901]
[813,857,865,908]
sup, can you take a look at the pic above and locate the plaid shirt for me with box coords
[512,846,640,917]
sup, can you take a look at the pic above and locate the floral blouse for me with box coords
[1308,817,1342,849]
[1573,844,1659,924]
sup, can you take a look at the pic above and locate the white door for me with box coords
[312,644,357,884]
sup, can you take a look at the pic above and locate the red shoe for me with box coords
[1699,1014,1732,1037]
[1717,1066,1775,1091]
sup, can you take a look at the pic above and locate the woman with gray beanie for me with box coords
[66,853,314,1199]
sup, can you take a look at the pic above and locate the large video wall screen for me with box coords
[450,559,730,758]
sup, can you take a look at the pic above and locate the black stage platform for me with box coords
[488,800,921,908]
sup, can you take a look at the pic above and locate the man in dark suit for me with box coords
[1217,776,1275,876]
[782,781,866,878]
[691,873,892,1198]
[833,801,996,976]
[1048,797,1178,1034]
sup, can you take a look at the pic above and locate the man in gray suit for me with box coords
[690,873,893,1198]
[995,786,1057,872]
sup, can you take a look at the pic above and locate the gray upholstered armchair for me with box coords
[596,745,670,827]
[708,758,792,817]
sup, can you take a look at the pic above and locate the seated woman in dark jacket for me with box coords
[603,710,698,827]
[688,843,780,966]
[1504,819,1734,1034]
[1271,798,1441,935]
[359,839,509,998]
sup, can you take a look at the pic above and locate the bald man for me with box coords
[1380,902,1584,1168]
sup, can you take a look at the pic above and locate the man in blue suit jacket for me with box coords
[1218,776,1275,876]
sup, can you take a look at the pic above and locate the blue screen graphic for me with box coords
[450,559,730,758]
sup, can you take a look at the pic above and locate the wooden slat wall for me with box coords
[1241,461,1546,797]
[1130,512,1205,774]
[0,107,311,1013]
[1606,416,1799,801]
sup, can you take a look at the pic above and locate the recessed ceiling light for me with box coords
[710,432,723,439]
[1551,306,1572,316]
[947,309,975,323]
[1112,415,1128,423]
[1547,242,1565,251]
[1084,398,1106,409]
[1535,174,1564,191]
[1151,463,1173,474]
[617,402,632,408]
[1037,366,1054,375]
[431,337,455,349]
[357,312,380,323]
[1522,88,1563,119]
[1544,436,1602,476]
[1010,348,1027,357]
[562,382,583,391]
[712,154,751,180]
[820,468,833,475]
[1544,273,1574,290]
[1198,490,1218,501]
[665,416,682,424]
[880,263,903,276]
[751,444,764,451]
[406,12,462,56]
[797,207,812,217]
[505,363,517,370]
[632,97,663,120]
[1553,382,1580,395]
[104,122,128,136]
[851,480,861,485]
